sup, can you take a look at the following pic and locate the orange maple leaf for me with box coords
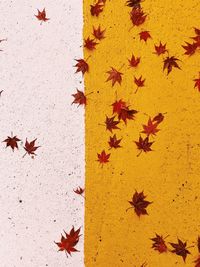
[106,67,123,86]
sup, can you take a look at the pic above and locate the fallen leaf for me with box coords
[152,113,165,124]
[139,31,151,42]
[135,136,153,156]
[154,42,167,56]
[163,56,181,75]
[142,118,160,136]
[97,150,110,164]
[3,135,21,151]
[182,42,198,56]
[84,37,98,50]
[118,108,138,124]
[72,89,86,106]
[93,25,106,40]
[106,67,123,86]
[74,187,84,196]
[23,139,40,157]
[74,59,89,75]
[127,190,152,217]
[55,226,81,256]
[35,8,49,22]
[90,2,104,17]
[128,54,140,68]
[134,76,145,93]
[108,134,122,149]
[130,8,147,27]
[105,116,120,132]
[112,99,127,114]
[151,234,168,253]
[170,239,191,262]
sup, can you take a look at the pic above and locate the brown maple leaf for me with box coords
[72,89,86,106]
[130,8,147,27]
[23,139,40,157]
[74,187,84,196]
[135,136,153,156]
[134,76,145,93]
[170,239,191,262]
[127,190,152,217]
[74,59,89,75]
[106,67,123,86]
[97,150,110,164]
[105,116,120,132]
[126,0,142,8]
[154,42,167,56]
[139,31,151,42]
[108,134,122,149]
[163,56,181,75]
[90,2,104,17]
[55,226,81,256]
[35,8,49,22]
[3,134,21,151]
[84,37,98,51]
[128,54,140,68]
[182,42,198,56]
[142,118,160,136]
[152,113,165,124]
[194,73,200,92]
[151,234,168,253]
[93,25,106,40]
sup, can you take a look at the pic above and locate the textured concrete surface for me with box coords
[0,1,84,267]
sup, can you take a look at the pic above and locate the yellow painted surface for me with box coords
[84,1,200,266]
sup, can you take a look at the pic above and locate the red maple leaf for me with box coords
[182,42,198,56]
[84,37,98,51]
[118,108,138,124]
[135,136,153,156]
[170,239,191,262]
[163,56,181,75]
[105,116,120,132]
[93,25,106,40]
[112,99,127,114]
[152,113,165,124]
[154,42,167,56]
[72,89,86,106]
[130,8,147,27]
[23,139,40,157]
[142,118,160,136]
[55,226,81,256]
[3,135,21,151]
[128,54,140,68]
[127,190,152,217]
[106,67,123,86]
[134,75,145,93]
[74,59,89,75]
[73,187,84,196]
[90,2,104,17]
[194,73,200,92]
[35,8,49,22]
[151,234,168,253]
[139,31,151,42]
[108,134,122,149]
[97,150,110,164]
[194,27,200,36]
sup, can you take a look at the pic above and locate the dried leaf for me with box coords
[74,59,89,75]
[93,25,106,40]
[142,118,160,136]
[151,234,168,253]
[97,150,110,164]
[154,42,167,56]
[35,8,49,22]
[105,116,120,132]
[23,139,40,157]
[152,113,165,124]
[108,134,122,149]
[135,136,153,156]
[130,8,147,27]
[74,187,84,196]
[3,135,21,151]
[84,37,98,50]
[90,2,104,17]
[128,54,140,68]
[170,239,191,262]
[106,67,123,86]
[72,89,86,106]
[163,56,181,75]
[182,42,198,56]
[139,31,151,42]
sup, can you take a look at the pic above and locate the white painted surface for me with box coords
[0,1,84,267]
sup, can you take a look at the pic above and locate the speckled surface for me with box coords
[0,1,84,267]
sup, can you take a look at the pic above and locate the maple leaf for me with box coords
[84,37,98,51]
[142,118,160,136]
[151,234,168,253]
[128,54,140,68]
[23,139,40,157]
[194,27,200,36]
[135,136,153,156]
[74,187,84,196]
[3,135,21,151]
[72,89,86,106]
[154,42,167,56]
[106,67,123,86]
[139,31,151,42]
[105,116,120,132]
[108,134,122,149]
[194,257,200,267]
[35,8,49,22]
[97,150,110,164]
[152,113,165,124]
[126,0,142,8]
[134,76,145,93]
[127,190,152,217]
[182,42,197,56]
[170,239,191,262]
[55,226,81,256]
[163,56,181,75]
[93,25,106,40]
[90,2,104,17]
[112,99,127,114]
[194,73,200,92]
[118,108,138,124]
[130,8,147,27]
[74,59,89,75]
